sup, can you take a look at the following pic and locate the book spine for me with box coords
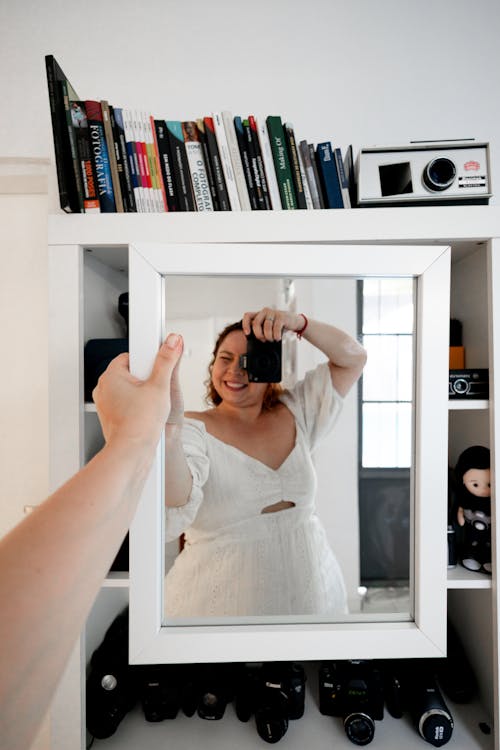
[85,100,116,213]
[342,145,357,208]
[61,79,84,212]
[45,55,79,212]
[111,107,137,212]
[283,123,307,209]
[297,144,313,209]
[101,101,124,212]
[182,121,214,211]
[248,116,272,210]
[212,112,240,210]
[257,119,281,210]
[203,116,230,211]
[150,115,169,211]
[234,116,258,209]
[154,120,178,211]
[143,112,164,211]
[196,118,219,210]
[265,115,297,209]
[333,146,352,209]
[166,120,195,211]
[308,143,325,208]
[133,111,154,212]
[70,101,100,213]
[122,109,144,212]
[299,140,322,209]
[222,111,251,210]
[315,142,344,209]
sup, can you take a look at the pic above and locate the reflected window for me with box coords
[361,278,414,468]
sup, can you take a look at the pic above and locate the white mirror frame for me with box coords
[128,242,450,665]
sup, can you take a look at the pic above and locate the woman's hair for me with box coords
[205,320,284,410]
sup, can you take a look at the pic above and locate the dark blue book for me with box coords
[85,100,116,212]
[165,121,195,211]
[315,142,343,209]
[234,115,258,209]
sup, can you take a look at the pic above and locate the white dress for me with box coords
[164,363,347,618]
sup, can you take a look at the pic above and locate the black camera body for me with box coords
[181,663,236,720]
[239,333,282,383]
[86,609,139,739]
[319,661,384,746]
[449,369,489,399]
[235,662,306,743]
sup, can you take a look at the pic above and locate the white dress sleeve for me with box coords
[164,418,210,542]
[280,362,344,451]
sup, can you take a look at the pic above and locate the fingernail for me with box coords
[166,333,180,349]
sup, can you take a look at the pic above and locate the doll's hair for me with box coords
[204,320,284,410]
[455,445,490,481]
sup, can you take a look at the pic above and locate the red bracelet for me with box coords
[296,314,308,339]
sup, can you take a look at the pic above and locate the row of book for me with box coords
[46,55,355,214]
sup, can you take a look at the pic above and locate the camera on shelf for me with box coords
[86,608,139,739]
[137,664,187,722]
[235,662,306,744]
[383,659,454,747]
[319,660,384,746]
[449,369,489,399]
[181,662,236,720]
[239,332,282,383]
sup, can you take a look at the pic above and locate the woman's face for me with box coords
[211,330,268,407]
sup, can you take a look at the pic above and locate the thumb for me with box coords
[148,333,183,388]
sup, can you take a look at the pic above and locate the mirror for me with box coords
[162,274,415,624]
[128,242,450,664]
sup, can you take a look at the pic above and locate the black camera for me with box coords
[181,663,236,720]
[86,609,139,739]
[239,332,282,383]
[384,660,454,747]
[137,664,186,722]
[319,661,384,746]
[449,369,489,399]
[235,662,306,743]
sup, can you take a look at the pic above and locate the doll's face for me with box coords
[463,468,491,497]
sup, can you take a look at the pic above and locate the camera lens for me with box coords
[422,158,456,192]
[255,712,289,744]
[453,378,469,394]
[344,713,375,745]
[419,709,454,747]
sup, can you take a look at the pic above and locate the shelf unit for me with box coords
[48,207,500,750]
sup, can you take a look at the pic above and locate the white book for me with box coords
[143,112,165,212]
[257,119,281,210]
[122,109,145,212]
[221,110,251,211]
[212,112,240,210]
[182,122,214,211]
[134,110,154,213]
[297,146,313,210]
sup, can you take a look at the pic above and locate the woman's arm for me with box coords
[243,309,367,397]
[0,333,183,750]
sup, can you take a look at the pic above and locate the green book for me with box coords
[265,115,297,209]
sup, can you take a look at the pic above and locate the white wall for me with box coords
[1,0,500,208]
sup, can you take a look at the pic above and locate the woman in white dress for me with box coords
[164,308,367,618]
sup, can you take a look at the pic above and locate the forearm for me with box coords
[164,427,193,507]
[0,438,154,750]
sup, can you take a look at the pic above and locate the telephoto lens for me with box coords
[410,670,454,747]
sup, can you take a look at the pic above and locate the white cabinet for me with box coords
[48,208,500,750]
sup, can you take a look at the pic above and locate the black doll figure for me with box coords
[454,445,491,574]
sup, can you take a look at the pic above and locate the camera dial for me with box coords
[422,158,457,192]
[101,674,118,691]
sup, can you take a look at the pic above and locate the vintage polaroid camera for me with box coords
[383,659,454,747]
[357,141,491,206]
[319,660,384,746]
[181,662,236,720]
[235,662,306,743]
[239,332,282,383]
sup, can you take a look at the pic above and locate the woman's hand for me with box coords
[242,308,306,342]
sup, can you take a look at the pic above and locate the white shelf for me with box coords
[447,567,492,589]
[449,400,489,410]
[90,691,493,750]
[102,571,129,588]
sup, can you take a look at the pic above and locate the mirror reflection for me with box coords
[162,275,414,624]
